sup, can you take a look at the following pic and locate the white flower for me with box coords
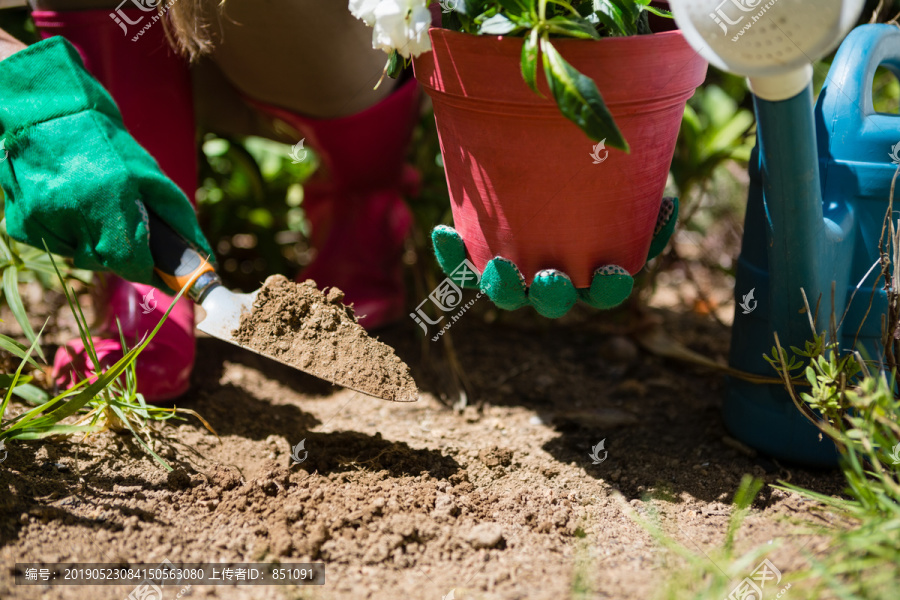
[371,0,432,58]
[349,0,381,26]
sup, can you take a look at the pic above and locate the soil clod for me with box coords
[234,275,418,402]
[465,523,505,549]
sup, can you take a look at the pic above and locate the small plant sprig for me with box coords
[764,335,900,599]
[0,246,215,471]
[758,220,900,599]
[631,476,773,600]
[0,217,89,361]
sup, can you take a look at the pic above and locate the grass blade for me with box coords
[108,402,171,471]
[2,266,44,361]
[0,333,40,368]
[0,320,47,432]
[10,382,50,406]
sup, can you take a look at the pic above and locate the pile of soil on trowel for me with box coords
[233,275,418,402]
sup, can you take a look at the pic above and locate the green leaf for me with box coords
[540,36,628,150]
[643,5,672,18]
[545,15,601,39]
[0,222,13,262]
[385,49,404,80]
[521,28,540,93]
[546,0,583,18]
[0,333,40,368]
[704,111,754,158]
[109,402,171,471]
[1,246,193,442]
[593,0,632,35]
[497,0,530,12]
[2,267,43,361]
[480,13,520,34]
[0,374,31,388]
[11,382,50,406]
[609,0,641,30]
[0,321,45,427]
[10,424,96,439]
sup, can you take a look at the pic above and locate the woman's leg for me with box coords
[197,0,422,328]
[199,0,398,119]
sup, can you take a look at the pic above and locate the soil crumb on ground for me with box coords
[234,274,418,402]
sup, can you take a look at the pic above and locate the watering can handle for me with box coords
[820,24,900,147]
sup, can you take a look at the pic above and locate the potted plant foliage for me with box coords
[350,0,707,317]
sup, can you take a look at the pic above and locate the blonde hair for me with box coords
[162,0,224,61]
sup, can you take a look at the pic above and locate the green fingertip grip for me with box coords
[579,265,634,310]
[530,270,578,318]
[431,225,479,289]
[481,257,529,310]
[647,196,679,261]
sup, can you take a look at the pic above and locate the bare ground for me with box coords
[0,279,849,599]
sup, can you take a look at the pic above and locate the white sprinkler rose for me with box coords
[371,0,432,58]
[349,0,381,26]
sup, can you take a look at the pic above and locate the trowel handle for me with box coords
[147,211,217,300]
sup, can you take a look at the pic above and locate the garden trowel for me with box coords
[146,212,418,402]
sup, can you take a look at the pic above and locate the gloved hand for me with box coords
[432,196,678,318]
[0,37,214,291]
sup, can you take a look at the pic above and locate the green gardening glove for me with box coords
[0,37,213,290]
[432,197,678,318]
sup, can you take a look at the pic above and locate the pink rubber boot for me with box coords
[244,79,421,329]
[33,9,199,402]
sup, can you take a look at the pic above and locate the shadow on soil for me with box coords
[377,292,846,509]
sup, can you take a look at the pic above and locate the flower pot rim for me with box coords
[425,26,688,48]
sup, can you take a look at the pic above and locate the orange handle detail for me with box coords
[154,256,215,295]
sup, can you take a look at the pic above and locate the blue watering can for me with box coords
[728,23,900,465]
[669,1,900,465]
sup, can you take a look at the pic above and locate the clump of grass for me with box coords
[569,526,594,600]
[630,476,775,600]
[0,246,215,471]
[764,327,900,600]
[756,215,900,599]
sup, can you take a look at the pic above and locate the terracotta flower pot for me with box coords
[413,28,707,288]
